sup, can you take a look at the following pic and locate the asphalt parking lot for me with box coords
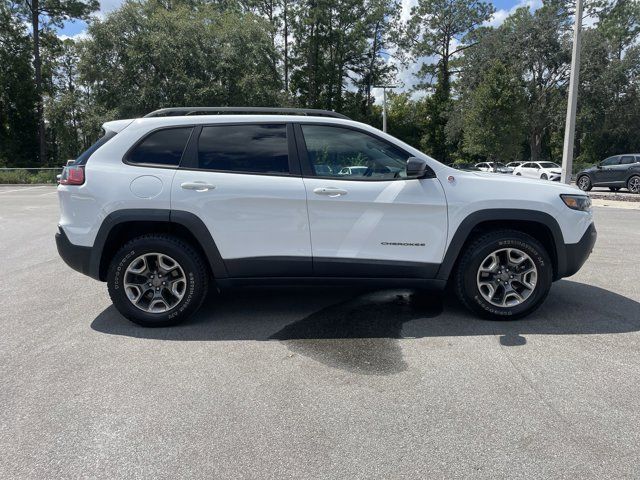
[1,185,639,479]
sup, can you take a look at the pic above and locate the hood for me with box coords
[468,170,581,193]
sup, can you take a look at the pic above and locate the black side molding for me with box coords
[85,209,228,281]
[563,223,597,278]
[437,209,567,281]
[55,226,93,277]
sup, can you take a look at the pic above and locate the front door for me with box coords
[171,123,312,277]
[296,123,448,278]
[593,156,620,184]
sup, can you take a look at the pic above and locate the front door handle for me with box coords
[181,182,216,192]
[313,187,348,197]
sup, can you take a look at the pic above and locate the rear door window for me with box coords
[196,124,289,174]
[127,127,193,167]
[619,156,635,165]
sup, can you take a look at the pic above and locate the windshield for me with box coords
[73,130,118,165]
[539,162,560,169]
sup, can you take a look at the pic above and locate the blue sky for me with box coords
[57,0,531,38]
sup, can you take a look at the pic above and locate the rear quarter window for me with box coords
[127,127,193,167]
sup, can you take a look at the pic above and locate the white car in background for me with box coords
[506,161,524,171]
[513,161,562,181]
[475,162,511,174]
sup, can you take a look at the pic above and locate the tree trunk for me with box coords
[529,131,542,162]
[283,0,289,93]
[31,0,46,164]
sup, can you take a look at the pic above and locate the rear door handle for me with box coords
[181,182,216,192]
[313,187,348,197]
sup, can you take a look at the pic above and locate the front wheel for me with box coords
[107,234,209,327]
[454,230,553,320]
[628,175,640,194]
[577,175,592,191]
[541,174,548,180]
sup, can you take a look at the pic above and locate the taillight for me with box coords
[60,165,85,185]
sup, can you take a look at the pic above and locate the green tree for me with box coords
[17,0,97,163]
[395,0,494,162]
[289,0,396,112]
[79,0,283,118]
[462,60,526,162]
[0,1,38,167]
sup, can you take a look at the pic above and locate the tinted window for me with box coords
[522,163,534,168]
[539,162,559,169]
[620,156,635,165]
[197,124,288,174]
[128,128,192,166]
[75,130,118,165]
[301,125,409,180]
[601,156,619,166]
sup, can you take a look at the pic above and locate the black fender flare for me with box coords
[435,209,567,282]
[90,209,228,280]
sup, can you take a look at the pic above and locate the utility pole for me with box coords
[374,85,397,133]
[561,0,584,184]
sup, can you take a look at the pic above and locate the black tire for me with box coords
[107,234,209,327]
[541,174,548,180]
[609,187,620,192]
[577,175,592,191]
[454,230,553,320]
[627,175,640,194]
[516,173,521,176]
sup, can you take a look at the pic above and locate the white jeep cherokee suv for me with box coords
[56,107,596,327]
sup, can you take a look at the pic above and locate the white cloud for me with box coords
[58,30,89,41]
[485,0,543,28]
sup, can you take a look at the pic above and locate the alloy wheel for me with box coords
[629,176,640,194]
[123,252,187,313]
[476,248,538,308]
[578,176,590,191]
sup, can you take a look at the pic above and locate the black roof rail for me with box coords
[143,107,350,120]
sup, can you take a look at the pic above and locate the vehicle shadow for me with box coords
[91,280,640,374]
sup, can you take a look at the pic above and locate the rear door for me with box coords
[616,156,637,182]
[296,123,447,278]
[171,123,312,277]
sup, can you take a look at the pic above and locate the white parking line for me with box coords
[39,190,59,196]
[0,186,49,195]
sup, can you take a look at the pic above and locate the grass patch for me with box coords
[0,169,59,184]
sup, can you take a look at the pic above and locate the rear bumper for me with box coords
[55,226,100,280]
[559,223,597,279]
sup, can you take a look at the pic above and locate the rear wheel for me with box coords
[577,175,592,191]
[454,230,553,320]
[107,235,209,327]
[628,175,640,194]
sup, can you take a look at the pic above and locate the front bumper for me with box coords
[559,223,597,278]
[55,226,97,279]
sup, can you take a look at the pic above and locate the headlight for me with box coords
[560,194,591,211]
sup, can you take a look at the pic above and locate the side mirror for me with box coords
[596,164,602,169]
[66,159,75,166]
[406,157,430,178]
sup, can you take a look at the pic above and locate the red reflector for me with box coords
[60,165,85,185]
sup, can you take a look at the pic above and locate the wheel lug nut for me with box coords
[156,287,160,291]
[162,281,166,285]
